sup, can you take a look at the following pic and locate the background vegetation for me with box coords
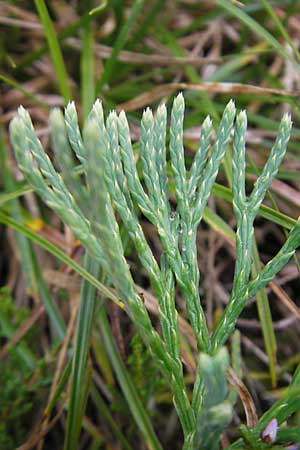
[1,1,300,449]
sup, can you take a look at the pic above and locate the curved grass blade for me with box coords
[64,255,100,450]
[17,3,107,71]
[0,210,123,308]
[90,383,133,450]
[95,0,146,93]
[1,180,296,232]
[0,73,48,109]
[44,358,72,415]
[212,183,296,230]
[0,184,33,206]
[251,240,277,388]
[216,0,298,69]
[81,5,95,119]
[261,0,300,63]
[1,133,66,341]
[34,0,72,103]
[98,306,163,450]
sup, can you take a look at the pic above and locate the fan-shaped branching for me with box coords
[10,95,299,450]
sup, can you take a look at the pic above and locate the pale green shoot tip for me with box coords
[202,115,213,130]
[173,92,185,110]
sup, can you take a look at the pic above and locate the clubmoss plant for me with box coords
[9,94,300,450]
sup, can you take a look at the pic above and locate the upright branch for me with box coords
[211,112,293,351]
[10,101,196,446]
[10,96,299,450]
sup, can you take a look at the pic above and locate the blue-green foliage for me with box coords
[9,95,300,450]
[194,348,232,450]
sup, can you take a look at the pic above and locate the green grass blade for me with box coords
[216,120,282,389]
[1,140,35,292]
[0,180,296,232]
[203,207,235,242]
[0,73,48,109]
[98,306,163,450]
[90,383,133,450]
[81,5,95,120]
[261,0,300,63]
[64,255,100,450]
[0,225,66,342]
[251,240,277,388]
[17,3,107,71]
[247,150,300,274]
[0,210,122,308]
[127,0,167,49]
[216,0,298,68]
[31,249,66,341]
[95,0,146,94]
[34,0,72,103]
[211,217,300,350]
[212,183,296,230]
[1,131,66,341]
[45,358,72,415]
[0,184,33,206]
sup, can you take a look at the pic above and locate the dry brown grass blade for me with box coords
[27,221,79,253]
[246,173,300,211]
[138,286,197,350]
[269,280,300,321]
[15,402,65,450]
[227,367,258,428]
[117,82,299,111]
[0,1,39,22]
[2,77,49,107]
[66,37,222,67]
[0,16,42,30]
[43,269,198,350]
[81,417,109,447]
[268,179,300,209]
[139,286,197,373]
[37,293,80,450]
[109,301,126,360]
[43,269,80,290]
